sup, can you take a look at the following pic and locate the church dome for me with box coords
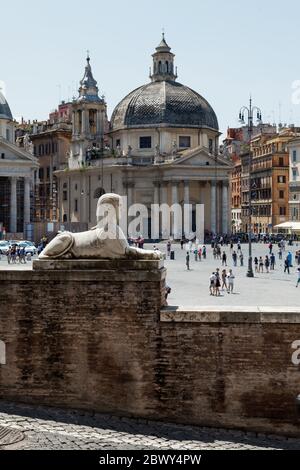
[110,34,218,132]
[0,91,13,120]
[110,80,219,131]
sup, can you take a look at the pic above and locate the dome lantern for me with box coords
[150,33,177,83]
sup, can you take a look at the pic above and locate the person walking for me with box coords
[254,256,258,273]
[194,248,198,261]
[270,253,276,270]
[209,272,216,296]
[265,255,270,273]
[239,252,244,267]
[215,269,221,296]
[296,267,300,287]
[278,248,282,260]
[221,269,227,291]
[258,256,264,273]
[269,242,273,254]
[198,247,202,261]
[284,256,290,274]
[222,251,227,266]
[227,269,235,294]
[232,251,237,267]
[202,245,206,259]
[230,241,234,252]
[167,240,171,257]
[186,252,190,271]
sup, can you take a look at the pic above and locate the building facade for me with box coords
[288,137,300,221]
[240,127,298,234]
[56,37,232,239]
[0,91,38,238]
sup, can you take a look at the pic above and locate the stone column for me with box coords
[72,111,76,135]
[81,109,86,135]
[152,182,160,239]
[10,177,17,233]
[183,180,191,239]
[171,182,181,239]
[222,181,229,234]
[184,180,190,205]
[210,181,217,235]
[160,182,169,239]
[24,177,31,226]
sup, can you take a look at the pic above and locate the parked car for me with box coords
[0,241,10,255]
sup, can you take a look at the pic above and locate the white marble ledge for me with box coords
[160,306,300,324]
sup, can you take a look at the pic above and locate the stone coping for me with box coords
[33,258,164,271]
[161,306,300,324]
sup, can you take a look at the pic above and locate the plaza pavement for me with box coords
[160,241,300,308]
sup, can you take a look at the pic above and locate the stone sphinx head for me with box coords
[96,193,122,226]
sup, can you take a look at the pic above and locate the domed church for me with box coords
[58,36,232,238]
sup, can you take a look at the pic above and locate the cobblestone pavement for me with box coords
[0,402,299,450]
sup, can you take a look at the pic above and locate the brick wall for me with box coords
[0,263,299,436]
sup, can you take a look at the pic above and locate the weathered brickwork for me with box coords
[0,262,299,436]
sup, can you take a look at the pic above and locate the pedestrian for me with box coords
[215,268,221,296]
[270,253,275,270]
[227,269,235,294]
[180,239,185,250]
[239,252,244,267]
[287,251,293,268]
[232,251,237,267]
[269,242,273,254]
[230,241,234,252]
[213,247,217,260]
[237,243,241,253]
[209,272,216,296]
[165,285,172,305]
[254,256,258,272]
[6,247,11,264]
[221,269,227,291]
[186,252,190,271]
[198,247,202,261]
[167,240,171,257]
[278,248,282,260]
[265,255,270,273]
[202,245,207,259]
[296,268,300,287]
[284,257,290,274]
[194,247,198,261]
[258,256,264,273]
[222,251,227,266]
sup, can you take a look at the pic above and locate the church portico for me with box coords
[0,91,39,237]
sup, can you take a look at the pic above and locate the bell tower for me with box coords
[150,34,177,83]
[69,54,108,169]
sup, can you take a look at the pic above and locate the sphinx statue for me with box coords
[39,193,161,260]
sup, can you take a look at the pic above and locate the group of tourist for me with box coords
[209,268,235,296]
[6,246,31,264]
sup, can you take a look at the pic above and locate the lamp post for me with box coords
[239,97,262,277]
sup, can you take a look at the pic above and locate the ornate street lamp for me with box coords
[239,97,262,277]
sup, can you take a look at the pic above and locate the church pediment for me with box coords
[0,138,38,165]
[170,147,232,168]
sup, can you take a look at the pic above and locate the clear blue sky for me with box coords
[1,0,300,137]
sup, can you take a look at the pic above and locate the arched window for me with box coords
[158,61,162,73]
[94,187,105,199]
[165,61,169,72]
